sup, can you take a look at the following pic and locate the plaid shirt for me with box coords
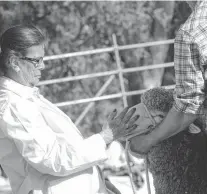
[173,0,207,117]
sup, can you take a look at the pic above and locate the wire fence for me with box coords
[39,34,175,125]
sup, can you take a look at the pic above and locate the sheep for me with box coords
[129,87,207,194]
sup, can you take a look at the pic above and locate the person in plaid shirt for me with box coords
[129,1,207,154]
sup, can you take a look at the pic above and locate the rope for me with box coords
[142,103,157,194]
[125,102,156,194]
[145,155,151,194]
[125,143,137,194]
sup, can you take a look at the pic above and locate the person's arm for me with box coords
[150,106,198,141]
[0,100,110,177]
[129,106,198,153]
[0,98,138,177]
[130,30,205,153]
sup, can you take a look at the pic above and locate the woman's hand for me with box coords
[100,107,139,144]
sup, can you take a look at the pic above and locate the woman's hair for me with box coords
[141,87,174,113]
[0,24,46,73]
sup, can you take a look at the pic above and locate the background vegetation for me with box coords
[0,1,191,137]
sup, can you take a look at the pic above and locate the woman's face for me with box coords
[14,44,45,87]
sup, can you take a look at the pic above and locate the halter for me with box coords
[142,102,157,128]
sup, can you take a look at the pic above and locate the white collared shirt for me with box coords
[0,76,108,194]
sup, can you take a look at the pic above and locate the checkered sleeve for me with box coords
[173,30,205,115]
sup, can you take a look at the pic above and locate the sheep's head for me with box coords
[130,87,174,136]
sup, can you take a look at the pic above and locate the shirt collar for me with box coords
[0,76,40,98]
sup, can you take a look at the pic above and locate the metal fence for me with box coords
[39,34,175,125]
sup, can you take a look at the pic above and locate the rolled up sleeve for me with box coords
[173,30,205,115]
[0,101,107,177]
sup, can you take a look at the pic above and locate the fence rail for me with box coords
[55,84,175,107]
[38,62,174,86]
[44,39,174,61]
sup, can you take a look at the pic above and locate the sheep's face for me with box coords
[130,103,167,135]
[128,102,167,153]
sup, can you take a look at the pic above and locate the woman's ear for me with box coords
[8,54,16,66]
[8,55,20,72]
[12,65,20,72]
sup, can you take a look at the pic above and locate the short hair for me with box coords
[0,24,46,73]
[141,87,174,113]
[0,24,46,54]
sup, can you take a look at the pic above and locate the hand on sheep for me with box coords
[100,107,139,145]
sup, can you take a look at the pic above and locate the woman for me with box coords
[0,24,138,194]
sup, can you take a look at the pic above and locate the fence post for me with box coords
[112,34,128,107]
